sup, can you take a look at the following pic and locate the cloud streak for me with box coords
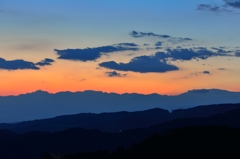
[99,56,179,73]
[55,43,139,62]
[129,31,170,38]
[197,4,226,12]
[130,31,193,44]
[0,58,39,70]
[0,57,55,70]
[105,71,127,77]
[36,58,55,66]
[155,48,231,61]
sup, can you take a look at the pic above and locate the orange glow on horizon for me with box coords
[1,58,240,97]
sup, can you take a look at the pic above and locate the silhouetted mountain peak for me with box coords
[187,89,210,94]
[182,88,231,95]
[29,90,50,97]
[34,90,49,94]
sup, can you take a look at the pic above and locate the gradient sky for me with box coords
[0,0,240,96]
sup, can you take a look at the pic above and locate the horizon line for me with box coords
[0,88,237,97]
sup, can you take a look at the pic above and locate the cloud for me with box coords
[155,41,163,46]
[197,0,240,13]
[36,58,55,66]
[154,41,163,49]
[235,51,240,56]
[55,43,139,62]
[129,31,170,38]
[167,37,193,44]
[130,31,193,45]
[167,48,214,60]
[0,58,39,70]
[203,70,211,74]
[155,48,229,61]
[218,68,226,70]
[117,43,138,47]
[224,0,240,8]
[197,4,223,12]
[99,55,179,73]
[99,47,231,74]
[105,71,127,77]
[188,71,211,77]
[211,47,232,54]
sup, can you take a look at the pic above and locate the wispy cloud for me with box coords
[35,58,55,66]
[130,31,193,45]
[188,71,212,77]
[197,4,232,12]
[197,0,240,13]
[105,71,127,77]
[155,47,231,61]
[129,31,170,38]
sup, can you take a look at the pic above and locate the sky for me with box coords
[0,0,240,96]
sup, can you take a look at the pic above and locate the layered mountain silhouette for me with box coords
[0,89,240,123]
[0,103,240,133]
[1,104,240,159]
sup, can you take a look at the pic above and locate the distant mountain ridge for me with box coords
[0,89,240,122]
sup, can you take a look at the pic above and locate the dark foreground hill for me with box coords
[65,126,240,159]
[0,103,240,133]
[1,109,240,159]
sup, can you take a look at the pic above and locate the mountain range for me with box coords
[0,89,240,123]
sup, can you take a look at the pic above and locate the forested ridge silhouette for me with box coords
[1,103,240,133]
[48,125,240,159]
[0,104,240,158]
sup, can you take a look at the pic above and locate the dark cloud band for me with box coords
[0,58,39,70]
[0,57,55,70]
[99,56,179,73]
[156,48,230,61]
[129,31,170,38]
[99,46,235,74]
[55,43,139,62]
